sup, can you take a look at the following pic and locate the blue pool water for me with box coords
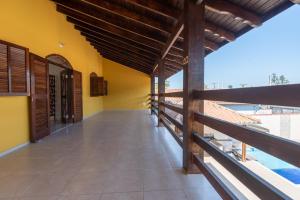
[247,148,300,184]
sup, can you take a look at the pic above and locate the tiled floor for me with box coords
[0,110,221,200]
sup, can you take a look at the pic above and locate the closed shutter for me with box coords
[0,40,29,95]
[72,70,83,122]
[30,54,49,142]
[9,46,27,93]
[0,43,8,93]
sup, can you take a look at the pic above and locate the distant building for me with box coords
[164,89,262,152]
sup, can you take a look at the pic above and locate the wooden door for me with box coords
[30,54,49,142]
[61,69,73,123]
[72,70,83,122]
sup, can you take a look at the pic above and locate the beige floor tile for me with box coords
[100,192,143,200]
[0,111,220,199]
[184,188,222,200]
[144,190,188,200]
[57,194,101,200]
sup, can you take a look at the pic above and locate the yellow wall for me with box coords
[0,0,103,153]
[103,59,150,110]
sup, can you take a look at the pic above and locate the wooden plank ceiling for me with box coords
[52,0,296,77]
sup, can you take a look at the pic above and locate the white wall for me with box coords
[253,114,300,142]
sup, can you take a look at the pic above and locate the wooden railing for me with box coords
[149,92,183,147]
[149,84,300,200]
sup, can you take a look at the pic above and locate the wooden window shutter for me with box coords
[0,43,8,93]
[98,77,104,96]
[9,46,28,93]
[104,80,108,96]
[73,70,83,122]
[0,40,29,96]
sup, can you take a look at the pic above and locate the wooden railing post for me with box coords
[158,62,165,127]
[150,74,155,115]
[183,0,205,173]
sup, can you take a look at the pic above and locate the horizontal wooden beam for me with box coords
[164,60,182,69]
[54,0,168,43]
[193,134,291,200]
[165,54,183,64]
[123,0,181,19]
[194,84,300,107]
[101,53,151,72]
[101,53,151,74]
[205,0,262,27]
[289,0,300,4]
[160,110,183,131]
[83,0,173,33]
[153,15,184,72]
[161,117,183,148]
[124,0,235,41]
[84,33,156,62]
[93,44,154,66]
[193,112,300,168]
[160,102,183,115]
[93,44,154,67]
[57,7,166,52]
[159,92,183,98]
[68,17,162,53]
[88,39,155,65]
[193,154,239,200]
[175,37,219,52]
[75,25,160,57]
[205,21,235,42]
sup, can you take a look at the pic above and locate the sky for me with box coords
[167,5,300,89]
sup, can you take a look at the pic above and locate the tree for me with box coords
[228,85,233,89]
[270,73,289,85]
[279,75,289,84]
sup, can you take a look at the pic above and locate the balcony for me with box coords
[0,110,221,199]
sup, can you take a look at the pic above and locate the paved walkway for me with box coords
[0,111,221,200]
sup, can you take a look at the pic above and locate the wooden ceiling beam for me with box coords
[153,15,184,72]
[91,43,155,66]
[82,33,157,61]
[290,0,300,3]
[89,40,155,66]
[175,38,219,52]
[101,53,152,74]
[164,58,183,67]
[54,0,168,43]
[74,25,160,57]
[123,0,235,41]
[57,8,166,52]
[165,54,183,64]
[67,17,162,54]
[83,0,173,33]
[164,61,182,70]
[100,51,152,72]
[205,22,235,42]
[205,0,262,27]
[123,0,181,19]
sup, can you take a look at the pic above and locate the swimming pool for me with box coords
[247,148,300,184]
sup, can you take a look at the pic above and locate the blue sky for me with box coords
[167,5,300,89]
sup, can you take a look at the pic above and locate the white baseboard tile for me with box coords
[0,142,29,158]
[83,110,102,120]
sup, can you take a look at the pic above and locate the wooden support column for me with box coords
[150,74,155,115]
[183,0,205,173]
[158,62,165,127]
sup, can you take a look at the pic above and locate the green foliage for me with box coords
[270,73,289,85]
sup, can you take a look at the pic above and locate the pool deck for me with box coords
[243,160,300,199]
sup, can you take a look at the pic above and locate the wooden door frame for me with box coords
[47,54,74,125]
